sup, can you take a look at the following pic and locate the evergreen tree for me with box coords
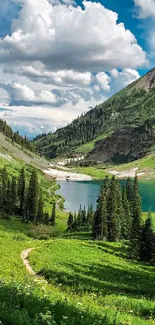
[44,212,49,225]
[101,191,108,240]
[0,167,8,210]
[115,180,124,239]
[87,205,94,229]
[37,191,44,224]
[122,186,132,239]
[107,176,119,242]
[82,206,87,226]
[140,212,155,262]
[129,175,142,259]
[51,202,56,226]
[18,167,26,217]
[6,179,11,215]
[73,212,77,230]
[26,170,39,223]
[77,205,83,228]
[93,184,107,240]
[67,212,74,231]
[11,176,17,215]
[126,177,133,216]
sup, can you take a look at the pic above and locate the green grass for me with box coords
[106,154,155,180]
[72,166,108,179]
[28,238,155,325]
[75,133,108,155]
[1,217,155,325]
[70,153,155,180]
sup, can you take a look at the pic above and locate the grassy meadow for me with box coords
[1,214,155,324]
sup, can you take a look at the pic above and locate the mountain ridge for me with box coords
[34,67,155,162]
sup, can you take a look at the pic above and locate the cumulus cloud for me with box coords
[1,95,106,136]
[0,82,57,106]
[0,81,93,107]
[95,72,111,91]
[0,0,148,136]
[4,63,92,87]
[134,0,155,18]
[110,68,140,89]
[0,0,146,73]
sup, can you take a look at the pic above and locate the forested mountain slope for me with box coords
[0,131,49,170]
[34,68,155,161]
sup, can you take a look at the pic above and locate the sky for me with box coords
[0,0,154,137]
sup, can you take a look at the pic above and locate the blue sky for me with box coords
[0,0,154,137]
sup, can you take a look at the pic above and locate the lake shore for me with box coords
[43,165,92,181]
[44,164,146,181]
[108,167,145,179]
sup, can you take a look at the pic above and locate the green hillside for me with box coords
[34,68,155,161]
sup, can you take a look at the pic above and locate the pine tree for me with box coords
[126,177,133,216]
[140,212,155,262]
[44,212,49,225]
[93,183,108,240]
[0,167,8,210]
[51,202,56,226]
[115,180,124,239]
[37,191,44,224]
[107,176,119,242]
[26,170,39,223]
[77,205,83,228]
[73,212,77,230]
[122,186,132,239]
[87,205,94,229]
[67,212,74,231]
[6,179,11,215]
[18,167,26,217]
[11,176,17,215]
[82,206,87,226]
[129,175,142,259]
[101,191,108,240]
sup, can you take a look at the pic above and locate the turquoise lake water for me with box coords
[57,180,155,212]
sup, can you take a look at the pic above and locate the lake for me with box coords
[57,180,155,212]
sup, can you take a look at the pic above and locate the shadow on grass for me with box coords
[0,282,115,325]
[96,241,128,258]
[63,231,92,240]
[38,256,155,300]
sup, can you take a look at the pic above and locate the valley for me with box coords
[1,70,155,325]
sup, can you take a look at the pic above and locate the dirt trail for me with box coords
[21,248,48,284]
[48,184,62,210]
[21,248,36,276]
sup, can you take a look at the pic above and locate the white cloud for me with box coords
[0,81,94,107]
[0,0,146,73]
[95,72,111,91]
[111,68,140,89]
[0,82,57,105]
[4,63,92,87]
[0,0,148,136]
[0,95,106,136]
[134,0,155,18]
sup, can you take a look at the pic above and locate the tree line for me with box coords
[0,119,34,152]
[67,205,94,232]
[0,166,56,226]
[68,175,155,264]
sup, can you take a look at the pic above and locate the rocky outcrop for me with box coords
[88,119,155,163]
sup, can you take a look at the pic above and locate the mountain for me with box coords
[34,68,155,162]
[0,122,49,170]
